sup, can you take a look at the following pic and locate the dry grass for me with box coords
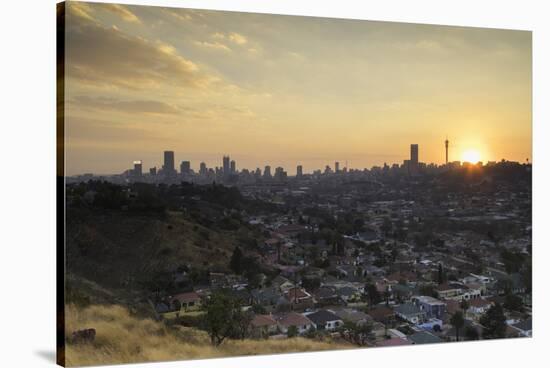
[64,304,352,366]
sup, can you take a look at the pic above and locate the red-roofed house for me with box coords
[171,291,202,312]
[250,314,278,338]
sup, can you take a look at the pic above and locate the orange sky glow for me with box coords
[63,2,532,175]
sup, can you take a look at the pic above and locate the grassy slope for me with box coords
[66,207,254,291]
[65,304,352,367]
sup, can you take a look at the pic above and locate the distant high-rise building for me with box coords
[263,165,272,178]
[274,167,287,181]
[149,167,157,176]
[410,144,419,165]
[199,162,207,175]
[230,160,236,173]
[296,165,303,178]
[180,161,191,174]
[335,161,340,173]
[163,151,175,175]
[255,168,262,178]
[133,160,142,177]
[223,155,230,174]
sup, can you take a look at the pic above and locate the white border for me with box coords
[1,1,548,367]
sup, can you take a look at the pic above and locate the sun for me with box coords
[461,149,481,164]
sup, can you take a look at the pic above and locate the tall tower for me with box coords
[222,155,230,174]
[410,144,419,165]
[163,151,175,175]
[445,137,449,165]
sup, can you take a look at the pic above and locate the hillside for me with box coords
[65,181,271,297]
[63,304,352,366]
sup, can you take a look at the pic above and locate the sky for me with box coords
[63,1,532,176]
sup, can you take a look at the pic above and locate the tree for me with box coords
[460,299,470,313]
[203,292,243,346]
[450,311,465,341]
[503,293,524,312]
[365,283,382,306]
[437,263,446,285]
[287,325,298,338]
[230,246,244,275]
[480,303,507,339]
[464,326,479,341]
[251,303,267,315]
[341,322,373,346]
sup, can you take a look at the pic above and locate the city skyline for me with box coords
[82,140,528,179]
[64,2,531,176]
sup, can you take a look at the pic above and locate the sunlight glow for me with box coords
[461,149,481,164]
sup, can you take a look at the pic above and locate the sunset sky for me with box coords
[64,1,532,176]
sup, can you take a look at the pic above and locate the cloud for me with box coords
[65,13,215,91]
[193,40,231,52]
[67,2,95,22]
[70,96,180,115]
[162,8,192,22]
[210,32,247,45]
[228,32,247,45]
[98,4,141,23]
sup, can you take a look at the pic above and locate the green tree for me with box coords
[287,325,299,338]
[203,292,243,346]
[480,304,507,339]
[464,326,479,341]
[365,283,382,306]
[341,321,373,346]
[460,299,470,313]
[450,311,465,341]
[230,246,244,275]
[437,263,446,285]
[503,293,524,312]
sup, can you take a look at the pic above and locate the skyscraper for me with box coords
[199,162,207,175]
[230,160,236,174]
[133,160,142,177]
[223,155,230,174]
[296,165,303,178]
[274,167,287,181]
[335,161,340,173]
[180,161,191,174]
[263,165,272,178]
[163,151,175,175]
[410,144,419,165]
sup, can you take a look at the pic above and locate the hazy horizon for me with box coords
[63,2,532,176]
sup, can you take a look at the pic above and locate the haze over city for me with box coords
[64,2,531,176]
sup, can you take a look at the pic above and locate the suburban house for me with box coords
[436,283,465,299]
[272,275,295,293]
[250,314,278,338]
[170,291,202,312]
[466,298,494,318]
[394,303,426,324]
[333,308,372,327]
[412,296,446,320]
[274,312,314,335]
[368,306,396,325]
[313,287,340,306]
[284,287,314,310]
[306,310,344,331]
[251,287,281,308]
